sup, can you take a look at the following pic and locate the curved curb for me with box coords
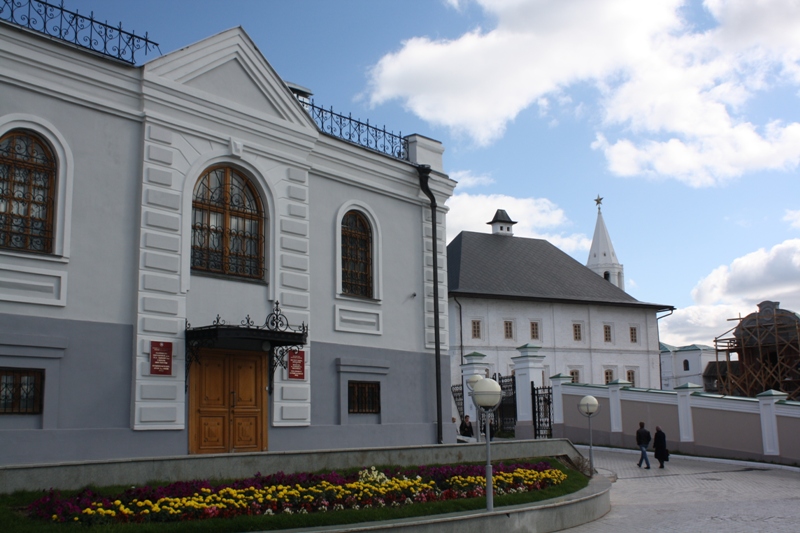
[291,475,612,533]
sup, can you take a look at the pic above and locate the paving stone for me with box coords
[564,447,800,532]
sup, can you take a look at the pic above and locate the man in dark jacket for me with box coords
[636,421,651,469]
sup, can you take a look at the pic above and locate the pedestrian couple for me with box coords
[636,422,669,469]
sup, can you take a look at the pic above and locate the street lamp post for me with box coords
[577,395,599,475]
[465,374,483,443]
[471,377,503,512]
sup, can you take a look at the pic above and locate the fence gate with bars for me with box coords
[532,384,553,439]
[493,373,517,433]
[451,374,552,439]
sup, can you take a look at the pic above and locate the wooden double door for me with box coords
[189,350,267,454]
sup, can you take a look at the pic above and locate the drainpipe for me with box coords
[417,164,443,444]
[454,296,464,366]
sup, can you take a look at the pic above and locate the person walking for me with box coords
[636,421,651,469]
[654,425,669,468]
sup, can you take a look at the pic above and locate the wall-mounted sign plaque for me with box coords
[288,350,305,380]
[150,341,173,376]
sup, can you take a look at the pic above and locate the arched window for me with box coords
[0,130,56,254]
[191,166,264,280]
[683,359,690,371]
[603,271,610,281]
[341,210,372,298]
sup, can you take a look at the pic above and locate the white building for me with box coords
[448,206,672,424]
[0,10,454,465]
[659,343,717,390]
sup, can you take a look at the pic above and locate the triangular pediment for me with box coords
[144,27,314,129]
[185,57,281,115]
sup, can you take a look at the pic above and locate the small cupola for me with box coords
[286,81,313,105]
[487,209,517,236]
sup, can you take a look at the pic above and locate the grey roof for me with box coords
[676,344,714,352]
[447,231,672,310]
[659,342,677,352]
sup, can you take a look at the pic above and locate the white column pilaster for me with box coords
[511,344,545,439]
[460,352,490,428]
[675,382,702,443]
[607,379,629,434]
[757,389,787,456]
[550,373,574,425]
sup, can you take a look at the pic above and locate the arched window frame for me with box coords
[341,210,373,298]
[0,116,73,259]
[190,165,266,281]
[683,359,690,372]
[335,202,382,302]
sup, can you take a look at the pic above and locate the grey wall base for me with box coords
[0,439,584,493]
[515,422,535,440]
[2,427,187,466]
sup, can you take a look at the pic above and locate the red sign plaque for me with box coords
[288,350,305,380]
[150,341,173,376]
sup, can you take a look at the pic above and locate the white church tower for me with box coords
[586,196,625,290]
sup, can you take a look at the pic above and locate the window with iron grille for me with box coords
[0,130,56,254]
[604,324,612,342]
[348,381,380,413]
[471,319,481,339]
[630,326,638,343]
[569,369,580,383]
[341,211,373,298]
[604,369,614,384]
[504,320,514,339]
[573,323,582,341]
[530,321,539,340]
[191,166,264,280]
[0,368,43,414]
[626,369,636,387]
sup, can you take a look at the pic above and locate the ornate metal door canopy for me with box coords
[185,301,307,392]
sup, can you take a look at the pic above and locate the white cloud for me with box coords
[367,0,800,185]
[659,303,743,347]
[445,192,591,251]
[660,239,800,346]
[784,209,800,229]
[449,170,495,188]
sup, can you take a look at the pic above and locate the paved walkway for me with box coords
[564,446,800,532]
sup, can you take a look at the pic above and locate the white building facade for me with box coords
[660,343,716,390]
[448,209,671,424]
[0,13,453,465]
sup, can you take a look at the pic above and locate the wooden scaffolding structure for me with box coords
[714,301,800,400]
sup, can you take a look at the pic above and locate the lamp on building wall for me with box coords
[577,395,599,475]
[471,377,503,512]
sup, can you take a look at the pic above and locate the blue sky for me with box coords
[62,0,800,347]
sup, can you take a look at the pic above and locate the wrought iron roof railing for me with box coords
[300,99,409,162]
[1,0,160,64]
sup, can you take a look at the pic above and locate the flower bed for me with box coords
[29,461,566,525]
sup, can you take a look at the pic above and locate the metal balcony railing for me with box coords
[300,99,409,161]
[1,0,160,64]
